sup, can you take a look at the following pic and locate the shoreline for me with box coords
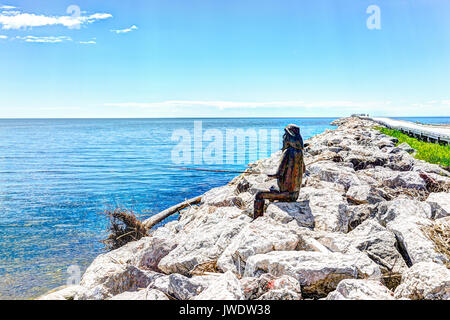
[38,116,450,300]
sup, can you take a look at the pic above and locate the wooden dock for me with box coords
[370,117,450,145]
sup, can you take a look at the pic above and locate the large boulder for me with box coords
[376,199,447,266]
[37,285,84,300]
[244,251,381,298]
[201,185,245,209]
[76,231,177,300]
[307,162,362,190]
[217,217,301,275]
[426,192,450,219]
[311,220,407,290]
[395,142,415,154]
[388,171,427,190]
[158,211,249,275]
[394,262,450,300]
[193,271,244,300]
[264,201,315,228]
[109,288,169,300]
[77,264,157,300]
[325,279,395,300]
[346,220,408,289]
[240,273,301,300]
[166,273,209,300]
[297,187,349,233]
[346,185,387,204]
[346,204,377,230]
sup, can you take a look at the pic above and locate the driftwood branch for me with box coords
[143,196,202,231]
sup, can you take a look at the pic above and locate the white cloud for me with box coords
[104,100,450,116]
[0,5,16,10]
[16,35,72,43]
[79,40,96,44]
[110,25,137,34]
[0,10,112,30]
[104,100,388,110]
[0,34,6,39]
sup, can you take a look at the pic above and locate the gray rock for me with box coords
[167,273,207,300]
[426,192,450,219]
[240,273,301,300]
[202,185,245,209]
[77,264,156,300]
[347,220,408,289]
[158,215,248,276]
[389,171,427,190]
[376,199,448,266]
[194,271,244,300]
[265,201,315,228]
[147,274,170,295]
[346,204,377,230]
[37,285,84,300]
[326,279,395,300]
[109,288,169,300]
[298,187,348,233]
[217,217,301,275]
[257,288,301,300]
[396,142,415,154]
[394,262,450,300]
[244,251,381,298]
[307,162,362,190]
[346,185,387,204]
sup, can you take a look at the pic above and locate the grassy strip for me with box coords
[374,126,450,167]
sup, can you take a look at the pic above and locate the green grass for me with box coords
[374,126,450,168]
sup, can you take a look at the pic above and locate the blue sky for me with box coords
[0,0,449,118]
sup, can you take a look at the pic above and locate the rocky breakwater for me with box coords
[39,117,450,300]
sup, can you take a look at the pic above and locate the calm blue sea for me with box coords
[0,117,449,299]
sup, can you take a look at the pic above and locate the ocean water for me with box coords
[0,116,448,299]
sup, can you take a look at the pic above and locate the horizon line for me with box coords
[0,115,449,120]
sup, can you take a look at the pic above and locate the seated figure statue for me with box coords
[253,124,306,219]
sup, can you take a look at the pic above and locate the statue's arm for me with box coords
[268,150,289,178]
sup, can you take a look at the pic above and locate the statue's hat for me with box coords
[284,124,300,136]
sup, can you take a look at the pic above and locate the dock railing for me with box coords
[367,117,450,145]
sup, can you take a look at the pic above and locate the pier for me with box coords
[369,117,450,145]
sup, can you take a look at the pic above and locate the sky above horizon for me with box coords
[0,0,449,118]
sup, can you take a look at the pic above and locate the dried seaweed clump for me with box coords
[101,208,148,251]
[190,260,221,276]
[422,222,450,268]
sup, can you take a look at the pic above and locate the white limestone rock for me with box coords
[194,271,244,300]
[240,273,301,300]
[158,214,249,276]
[376,199,447,266]
[264,201,315,228]
[217,217,302,275]
[257,288,301,300]
[298,187,349,233]
[201,185,245,209]
[109,288,169,300]
[307,162,362,190]
[325,279,395,300]
[77,264,157,300]
[346,185,386,204]
[37,285,84,300]
[426,192,450,219]
[394,262,450,300]
[244,251,381,298]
